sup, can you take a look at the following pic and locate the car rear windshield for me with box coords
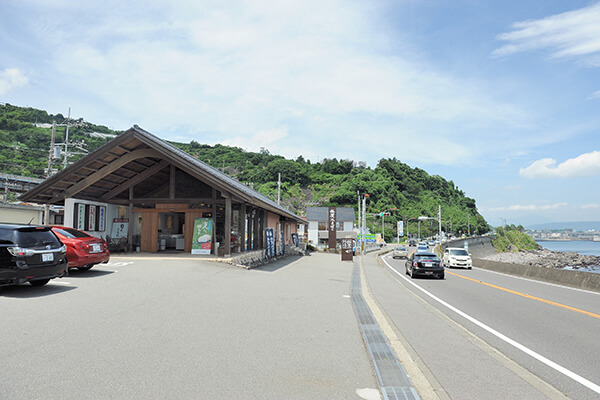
[54,228,92,239]
[415,254,439,261]
[16,228,62,249]
[450,249,469,256]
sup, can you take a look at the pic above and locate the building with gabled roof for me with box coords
[21,125,306,256]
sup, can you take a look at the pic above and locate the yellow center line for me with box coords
[445,270,600,320]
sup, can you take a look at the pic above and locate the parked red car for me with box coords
[51,226,110,271]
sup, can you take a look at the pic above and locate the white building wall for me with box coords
[307,221,319,245]
[64,198,126,240]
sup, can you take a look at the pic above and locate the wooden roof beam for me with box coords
[101,160,169,200]
[48,148,163,203]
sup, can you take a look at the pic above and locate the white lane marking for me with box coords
[105,262,133,267]
[53,281,71,285]
[382,257,600,395]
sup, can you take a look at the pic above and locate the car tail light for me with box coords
[413,261,418,267]
[7,247,34,257]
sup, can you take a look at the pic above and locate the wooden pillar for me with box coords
[140,212,158,252]
[240,203,247,252]
[128,186,134,252]
[212,188,217,256]
[169,165,176,199]
[258,209,265,249]
[224,193,232,257]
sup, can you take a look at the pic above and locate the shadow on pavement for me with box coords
[0,283,76,298]
[66,269,115,279]
[253,255,305,272]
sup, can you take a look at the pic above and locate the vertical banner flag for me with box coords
[398,221,404,236]
[88,205,96,231]
[76,203,86,230]
[291,233,299,247]
[265,228,275,258]
[98,206,106,231]
[192,218,213,255]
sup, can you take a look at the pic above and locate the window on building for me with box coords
[318,221,327,230]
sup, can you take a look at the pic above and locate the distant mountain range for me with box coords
[526,221,600,232]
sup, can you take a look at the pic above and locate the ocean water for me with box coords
[535,240,600,274]
[536,240,600,256]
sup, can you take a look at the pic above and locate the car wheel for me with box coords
[30,279,50,287]
[439,273,445,280]
[77,264,94,271]
[468,266,472,270]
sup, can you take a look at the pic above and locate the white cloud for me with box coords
[6,0,529,167]
[222,127,289,152]
[519,151,600,178]
[582,203,600,209]
[589,90,600,99]
[493,2,600,65]
[487,202,568,212]
[0,68,28,95]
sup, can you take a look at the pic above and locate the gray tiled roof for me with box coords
[132,126,306,224]
[306,207,355,222]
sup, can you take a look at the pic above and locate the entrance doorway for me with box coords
[158,212,186,251]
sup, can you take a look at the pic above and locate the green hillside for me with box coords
[1,103,490,238]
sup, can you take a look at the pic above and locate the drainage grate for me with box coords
[351,259,421,400]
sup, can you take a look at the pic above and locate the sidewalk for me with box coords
[359,251,565,400]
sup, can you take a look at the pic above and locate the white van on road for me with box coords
[442,247,472,269]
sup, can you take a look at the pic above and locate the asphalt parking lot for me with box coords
[0,253,378,400]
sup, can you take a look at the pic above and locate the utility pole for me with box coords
[277,173,281,205]
[362,194,368,254]
[468,214,471,236]
[63,107,71,169]
[438,204,442,241]
[357,191,361,251]
[46,121,57,178]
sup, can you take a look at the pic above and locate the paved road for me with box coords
[371,249,600,399]
[0,253,378,400]
[3,249,598,399]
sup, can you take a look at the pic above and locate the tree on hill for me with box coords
[1,103,490,236]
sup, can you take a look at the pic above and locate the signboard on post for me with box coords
[191,218,213,255]
[328,207,337,250]
[341,238,353,261]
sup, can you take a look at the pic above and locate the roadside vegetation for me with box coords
[492,225,541,252]
[1,103,490,238]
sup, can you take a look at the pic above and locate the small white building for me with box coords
[306,207,356,250]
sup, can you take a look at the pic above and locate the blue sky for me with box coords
[1,0,600,227]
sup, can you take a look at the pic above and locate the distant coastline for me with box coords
[535,238,595,242]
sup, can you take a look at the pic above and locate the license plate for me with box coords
[42,253,54,262]
[424,262,433,267]
[425,271,433,274]
[91,244,101,253]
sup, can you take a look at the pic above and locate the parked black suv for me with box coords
[0,223,67,287]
